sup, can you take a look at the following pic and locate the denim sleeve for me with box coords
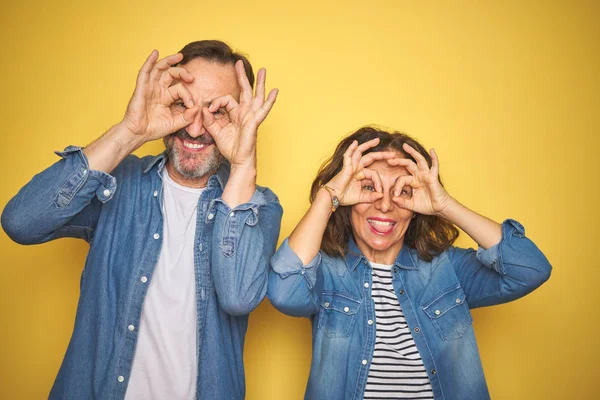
[1,146,116,244]
[449,219,552,309]
[267,238,322,318]
[209,187,283,316]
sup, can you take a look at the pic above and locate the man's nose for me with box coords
[184,111,205,138]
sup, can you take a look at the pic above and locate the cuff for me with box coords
[54,146,117,206]
[476,219,525,275]
[271,238,321,289]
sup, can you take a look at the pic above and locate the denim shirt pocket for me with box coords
[318,292,361,338]
[422,285,473,340]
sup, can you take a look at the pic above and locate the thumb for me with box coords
[172,106,199,132]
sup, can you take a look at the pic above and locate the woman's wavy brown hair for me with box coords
[310,126,459,262]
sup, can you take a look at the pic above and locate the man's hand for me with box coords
[202,60,278,171]
[121,50,200,145]
[83,50,199,173]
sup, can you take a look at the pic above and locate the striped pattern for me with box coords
[364,263,434,399]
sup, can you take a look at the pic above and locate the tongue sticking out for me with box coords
[368,219,395,234]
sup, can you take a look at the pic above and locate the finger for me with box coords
[343,140,359,169]
[360,151,397,168]
[136,50,159,88]
[392,175,414,197]
[359,191,384,204]
[362,168,384,193]
[167,83,195,108]
[254,68,266,107]
[149,53,184,82]
[236,60,253,105]
[159,67,194,87]
[430,148,439,176]
[255,88,279,123]
[356,138,381,154]
[172,106,200,132]
[402,143,429,170]
[387,158,419,176]
[208,94,240,114]
[391,195,411,209]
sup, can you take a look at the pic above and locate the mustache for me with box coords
[170,129,215,145]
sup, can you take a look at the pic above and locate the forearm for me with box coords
[83,122,144,174]
[220,165,256,208]
[2,148,112,244]
[438,198,502,249]
[288,188,332,265]
[211,192,282,315]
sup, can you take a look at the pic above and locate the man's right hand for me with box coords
[121,50,199,144]
[83,51,198,173]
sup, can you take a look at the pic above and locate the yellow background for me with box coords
[1,1,598,398]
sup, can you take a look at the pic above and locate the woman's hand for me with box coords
[325,138,396,206]
[389,143,453,215]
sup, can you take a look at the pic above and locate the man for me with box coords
[1,40,282,399]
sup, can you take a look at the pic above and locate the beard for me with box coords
[164,129,224,179]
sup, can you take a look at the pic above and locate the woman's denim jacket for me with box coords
[268,219,551,400]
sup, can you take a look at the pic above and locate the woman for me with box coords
[268,126,551,400]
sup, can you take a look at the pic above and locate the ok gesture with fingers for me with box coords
[325,138,397,206]
[202,60,278,170]
[122,50,199,143]
[388,143,452,215]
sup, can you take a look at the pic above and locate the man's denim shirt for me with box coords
[268,220,551,400]
[1,146,283,400]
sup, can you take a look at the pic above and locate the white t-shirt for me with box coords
[125,170,204,400]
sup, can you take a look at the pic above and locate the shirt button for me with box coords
[393,267,398,273]
[414,327,420,333]
[199,243,203,252]
[456,298,462,304]
[368,319,373,325]
[208,213,214,220]
[128,325,135,331]
[343,307,350,313]
[399,290,405,295]
[364,282,369,288]
[117,376,124,383]
[301,269,305,275]
[153,190,158,197]
[435,310,441,316]
[103,189,111,197]
[140,276,148,283]
[229,212,235,217]
[153,233,160,240]
[324,302,330,308]
[432,369,437,375]
[362,359,368,365]
[82,169,87,175]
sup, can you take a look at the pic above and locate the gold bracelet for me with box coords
[321,185,340,212]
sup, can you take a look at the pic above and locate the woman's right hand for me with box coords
[120,50,200,144]
[324,138,395,206]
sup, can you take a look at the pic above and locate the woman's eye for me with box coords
[172,102,186,110]
[363,185,375,192]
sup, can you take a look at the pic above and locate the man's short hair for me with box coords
[178,40,255,88]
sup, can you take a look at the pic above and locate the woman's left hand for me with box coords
[388,143,453,216]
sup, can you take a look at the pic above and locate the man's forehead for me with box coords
[180,58,240,99]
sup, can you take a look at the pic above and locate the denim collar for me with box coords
[142,152,230,190]
[345,237,420,271]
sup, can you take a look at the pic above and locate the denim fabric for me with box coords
[2,146,283,400]
[268,219,551,400]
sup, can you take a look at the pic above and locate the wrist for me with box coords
[436,196,461,220]
[112,121,147,153]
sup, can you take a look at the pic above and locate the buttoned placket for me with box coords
[354,261,377,399]
[114,178,165,394]
[390,264,442,397]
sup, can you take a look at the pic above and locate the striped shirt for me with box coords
[364,262,434,399]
